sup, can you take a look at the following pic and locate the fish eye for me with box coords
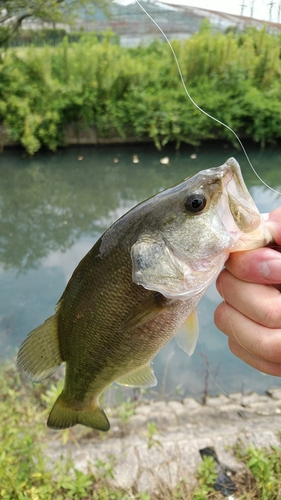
[184,193,207,213]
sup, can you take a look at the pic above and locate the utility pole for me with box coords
[268,1,275,22]
[240,1,247,16]
[250,0,255,17]
[278,1,281,22]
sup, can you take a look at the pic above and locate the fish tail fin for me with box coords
[17,314,63,382]
[47,394,110,431]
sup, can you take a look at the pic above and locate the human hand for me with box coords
[214,207,281,376]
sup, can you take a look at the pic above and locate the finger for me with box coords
[228,339,281,377]
[216,269,281,328]
[266,206,281,245]
[214,302,281,365]
[225,247,281,285]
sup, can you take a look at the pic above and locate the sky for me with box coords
[160,0,281,22]
[123,0,281,23]
[116,0,281,23]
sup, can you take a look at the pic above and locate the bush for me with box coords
[0,27,281,154]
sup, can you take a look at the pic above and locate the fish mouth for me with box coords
[219,157,272,249]
[218,158,262,232]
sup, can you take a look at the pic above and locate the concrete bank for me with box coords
[46,388,281,496]
[0,124,152,150]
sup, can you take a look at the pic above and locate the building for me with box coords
[75,1,281,47]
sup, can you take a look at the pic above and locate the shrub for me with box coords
[0,27,281,154]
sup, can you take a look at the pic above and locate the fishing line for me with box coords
[134,0,278,429]
[196,278,257,421]
[197,336,246,420]
[135,0,281,196]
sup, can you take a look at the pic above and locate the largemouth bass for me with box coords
[17,158,272,431]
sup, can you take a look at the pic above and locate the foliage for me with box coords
[0,27,281,154]
[235,441,281,499]
[0,363,49,499]
[0,0,109,46]
[116,396,137,424]
[192,456,217,499]
[0,362,132,499]
[145,422,162,450]
[0,366,83,496]
[9,28,119,47]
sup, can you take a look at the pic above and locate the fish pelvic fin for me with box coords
[17,314,63,382]
[47,394,110,431]
[175,309,199,356]
[116,362,157,387]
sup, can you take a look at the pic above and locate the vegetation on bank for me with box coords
[0,0,108,47]
[7,27,119,47]
[0,26,281,155]
[1,362,281,499]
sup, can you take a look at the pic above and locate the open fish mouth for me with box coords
[221,158,262,233]
[219,158,272,249]
[201,156,262,234]
[132,157,273,300]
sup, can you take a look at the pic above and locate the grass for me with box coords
[1,360,281,499]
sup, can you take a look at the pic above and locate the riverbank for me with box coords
[1,28,281,155]
[1,360,281,498]
[0,123,153,151]
[45,388,281,497]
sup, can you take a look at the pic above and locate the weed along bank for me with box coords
[45,390,281,497]
[3,360,281,499]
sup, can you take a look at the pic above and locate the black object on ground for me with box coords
[199,446,237,496]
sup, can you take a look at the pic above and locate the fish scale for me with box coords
[17,158,272,431]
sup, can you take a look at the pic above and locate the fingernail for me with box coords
[258,258,281,280]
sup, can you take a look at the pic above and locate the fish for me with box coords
[17,157,272,431]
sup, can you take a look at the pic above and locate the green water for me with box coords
[1,142,280,399]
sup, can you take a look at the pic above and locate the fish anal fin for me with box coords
[17,314,63,382]
[47,394,110,431]
[116,363,157,387]
[176,309,199,356]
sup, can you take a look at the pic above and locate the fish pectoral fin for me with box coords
[175,309,199,356]
[17,314,63,382]
[116,363,157,387]
[120,293,165,332]
[47,394,110,431]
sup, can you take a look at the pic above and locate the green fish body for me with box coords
[17,158,272,430]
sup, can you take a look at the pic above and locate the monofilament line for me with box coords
[135,0,281,196]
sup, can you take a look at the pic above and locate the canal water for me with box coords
[0,141,280,400]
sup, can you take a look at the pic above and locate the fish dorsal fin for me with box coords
[175,309,199,356]
[17,314,63,382]
[120,293,165,332]
[116,363,157,387]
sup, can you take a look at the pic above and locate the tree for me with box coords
[0,0,110,45]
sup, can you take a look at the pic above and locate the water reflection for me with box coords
[1,143,280,398]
